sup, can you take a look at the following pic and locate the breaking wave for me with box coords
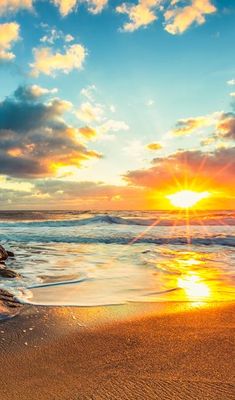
[0,234,234,246]
[0,214,234,227]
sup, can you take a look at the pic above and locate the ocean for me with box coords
[0,210,234,306]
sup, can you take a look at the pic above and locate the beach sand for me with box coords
[0,301,234,400]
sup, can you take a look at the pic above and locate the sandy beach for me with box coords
[0,0,235,398]
[0,301,234,400]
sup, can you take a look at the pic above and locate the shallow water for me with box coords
[0,210,234,306]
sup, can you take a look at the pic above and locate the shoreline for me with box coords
[0,300,234,399]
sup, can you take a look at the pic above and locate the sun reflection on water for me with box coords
[153,248,229,304]
[173,251,213,302]
[178,273,211,301]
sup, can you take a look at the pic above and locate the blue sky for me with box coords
[0,0,235,209]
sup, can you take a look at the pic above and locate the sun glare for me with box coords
[178,274,211,301]
[167,190,209,209]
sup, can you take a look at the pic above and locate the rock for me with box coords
[7,250,15,258]
[0,245,8,261]
[0,246,15,260]
[0,264,19,278]
[0,289,22,320]
[0,267,19,278]
[0,246,19,278]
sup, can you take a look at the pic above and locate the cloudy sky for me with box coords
[0,0,235,209]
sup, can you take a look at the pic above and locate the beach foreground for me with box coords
[0,301,234,400]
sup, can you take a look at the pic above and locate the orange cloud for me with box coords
[124,147,235,208]
[171,114,218,136]
[0,86,101,178]
[0,22,20,60]
[116,0,160,32]
[27,180,145,210]
[164,0,216,35]
[79,126,97,139]
[216,113,235,140]
[7,148,23,157]
[116,0,216,34]
[52,0,77,16]
[200,137,215,147]
[30,43,86,76]
[0,1,217,36]
[146,142,162,151]
[52,0,108,16]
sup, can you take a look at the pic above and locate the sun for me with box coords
[166,190,210,209]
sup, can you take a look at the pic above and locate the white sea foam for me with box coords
[0,211,234,306]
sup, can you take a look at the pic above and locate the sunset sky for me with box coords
[0,0,235,209]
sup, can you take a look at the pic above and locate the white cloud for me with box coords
[0,0,33,16]
[40,26,75,45]
[30,43,86,76]
[65,34,74,42]
[40,28,62,45]
[46,98,73,112]
[76,101,104,123]
[30,85,58,97]
[78,88,128,140]
[0,22,20,60]
[81,85,97,101]
[227,79,235,86]
[14,84,58,101]
[99,119,129,134]
[86,0,108,14]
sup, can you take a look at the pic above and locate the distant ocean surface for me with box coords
[0,210,234,306]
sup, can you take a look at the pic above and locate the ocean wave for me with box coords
[0,215,131,227]
[1,234,234,247]
[0,214,234,227]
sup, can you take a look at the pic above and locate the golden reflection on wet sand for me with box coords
[178,274,210,301]
[161,249,229,304]
[27,246,234,308]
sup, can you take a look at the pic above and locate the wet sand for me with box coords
[0,301,234,400]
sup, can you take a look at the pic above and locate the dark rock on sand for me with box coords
[0,288,22,320]
[0,246,22,319]
[0,289,21,307]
